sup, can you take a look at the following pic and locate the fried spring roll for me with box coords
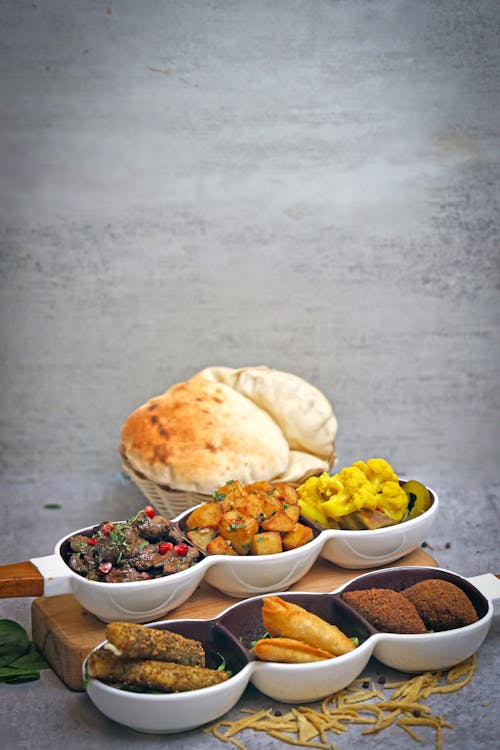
[262,596,356,656]
[254,637,335,663]
[87,650,228,692]
[104,622,205,666]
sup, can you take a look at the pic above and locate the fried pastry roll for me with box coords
[87,650,228,692]
[261,596,356,656]
[253,637,335,663]
[104,622,205,666]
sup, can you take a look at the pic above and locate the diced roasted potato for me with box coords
[205,535,238,556]
[272,482,299,505]
[244,480,276,494]
[282,504,301,523]
[219,510,259,555]
[185,502,223,530]
[212,480,247,510]
[261,494,283,519]
[232,491,266,520]
[186,479,305,557]
[186,527,217,550]
[260,510,296,533]
[250,531,283,555]
[282,523,314,550]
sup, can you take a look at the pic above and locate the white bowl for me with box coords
[26,483,438,622]
[317,499,439,569]
[83,565,493,733]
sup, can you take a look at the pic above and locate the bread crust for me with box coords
[121,367,338,494]
[121,377,289,494]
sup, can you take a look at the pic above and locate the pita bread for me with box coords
[196,366,337,460]
[120,377,290,494]
[274,450,332,484]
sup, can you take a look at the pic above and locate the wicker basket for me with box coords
[120,447,336,520]
[121,455,210,518]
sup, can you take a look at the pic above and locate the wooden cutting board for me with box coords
[31,547,437,691]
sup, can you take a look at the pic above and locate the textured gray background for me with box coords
[0,1,499,749]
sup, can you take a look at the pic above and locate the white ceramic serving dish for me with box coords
[0,483,438,622]
[83,565,498,734]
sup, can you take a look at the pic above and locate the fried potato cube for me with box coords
[261,494,283,519]
[219,510,259,555]
[260,510,296,533]
[282,504,301,524]
[205,535,238,556]
[233,492,266,520]
[272,483,299,505]
[244,481,276,494]
[250,531,283,555]
[282,523,314,550]
[186,527,217,551]
[185,502,223,530]
[213,480,247,510]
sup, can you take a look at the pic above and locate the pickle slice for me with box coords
[402,480,432,520]
[338,509,396,531]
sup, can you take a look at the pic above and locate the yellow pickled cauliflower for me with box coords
[352,458,399,491]
[298,458,409,525]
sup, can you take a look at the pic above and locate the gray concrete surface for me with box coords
[0,1,499,749]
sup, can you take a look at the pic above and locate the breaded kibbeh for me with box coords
[341,588,427,634]
[402,579,479,631]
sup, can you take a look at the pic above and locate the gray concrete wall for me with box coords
[1,5,499,750]
[1,0,499,489]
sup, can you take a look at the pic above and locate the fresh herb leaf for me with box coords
[0,621,49,683]
[9,644,48,671]
[0,665,41,683]
[216,652,232,677]
[0,620,30,667]
[250,631,270,648]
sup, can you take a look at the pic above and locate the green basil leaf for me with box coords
[9,643,48,671]
[0,665,41,683]
[0,620,30,667]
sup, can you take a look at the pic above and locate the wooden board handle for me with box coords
[0,561,44,597]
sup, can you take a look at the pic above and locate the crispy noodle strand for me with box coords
[204,654,477,750]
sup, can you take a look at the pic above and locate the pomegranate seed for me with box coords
[174,543,189,557]
[87,538,97,546]
[158,541,173,555]
[101,523,113,535]
[144,506,155,519]
[98,562,112,575]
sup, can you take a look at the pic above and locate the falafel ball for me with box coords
[341,588,427,634]
[402,579,479,631]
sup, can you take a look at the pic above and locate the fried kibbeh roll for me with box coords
[104,622,205,666]
[261,596,356,656]
[341,588,427,633]
[87,650,228,692]
[402,579,479,631]
[253,636,335,663]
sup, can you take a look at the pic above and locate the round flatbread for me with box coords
[197,366,337,461]
[121,377,290,494]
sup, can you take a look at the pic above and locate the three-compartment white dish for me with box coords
[22,483,439,622]
[83,564,497,734]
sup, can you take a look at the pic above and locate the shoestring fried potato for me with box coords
[205,654,477,750]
